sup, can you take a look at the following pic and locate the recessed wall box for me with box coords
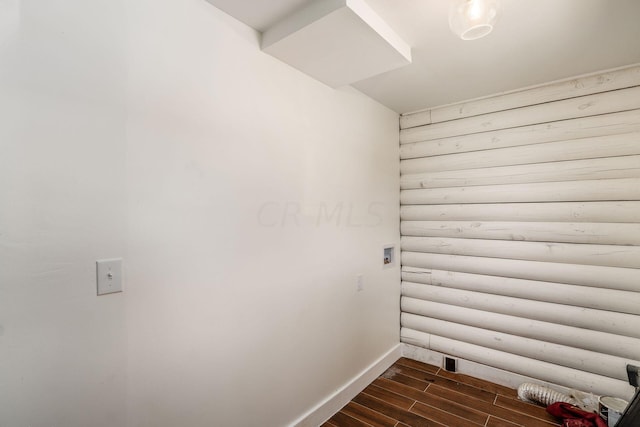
[383,245,395,268]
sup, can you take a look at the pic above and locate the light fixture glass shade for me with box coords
[449,0,500,40]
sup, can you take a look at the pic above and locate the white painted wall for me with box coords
[0,0,127,426]
[0,0,400,426]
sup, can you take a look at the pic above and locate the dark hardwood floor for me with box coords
[322,357,562,427]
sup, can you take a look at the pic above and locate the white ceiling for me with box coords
[207,0,640,113]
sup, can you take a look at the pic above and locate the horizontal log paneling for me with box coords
[400,109,640,153]
[401,132,640,174]
[399,66,640,398]
[400,202,640,223]
[400,178,640,205]
[400,314,640,381]
[400,64,640,128]
[400,221,640,245]
[400,85,640,142]
[401,155,640,189]
[401,328,636,399]
[401,252,640,292]
[400,109,431,129]
[401,281,640,336]
[401,267,640,315]
[400,300,640,358]
[401,236,640,268]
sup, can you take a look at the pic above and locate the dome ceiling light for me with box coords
[449,0,501,40]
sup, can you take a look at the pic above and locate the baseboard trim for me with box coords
[290,343,402,427]
[401,343,574,395]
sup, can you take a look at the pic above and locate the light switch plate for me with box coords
[96,258,123,296]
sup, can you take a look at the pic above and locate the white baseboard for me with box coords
[288,341,624,427]
[401,343,574,395]
[291,343,402,427]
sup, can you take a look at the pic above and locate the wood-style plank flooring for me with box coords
[323,358,562,427]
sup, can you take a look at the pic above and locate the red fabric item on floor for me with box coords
[546,402,608,427]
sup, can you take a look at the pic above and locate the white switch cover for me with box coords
[96,258,123,295]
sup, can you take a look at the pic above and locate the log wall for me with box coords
[399,64,640,398]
